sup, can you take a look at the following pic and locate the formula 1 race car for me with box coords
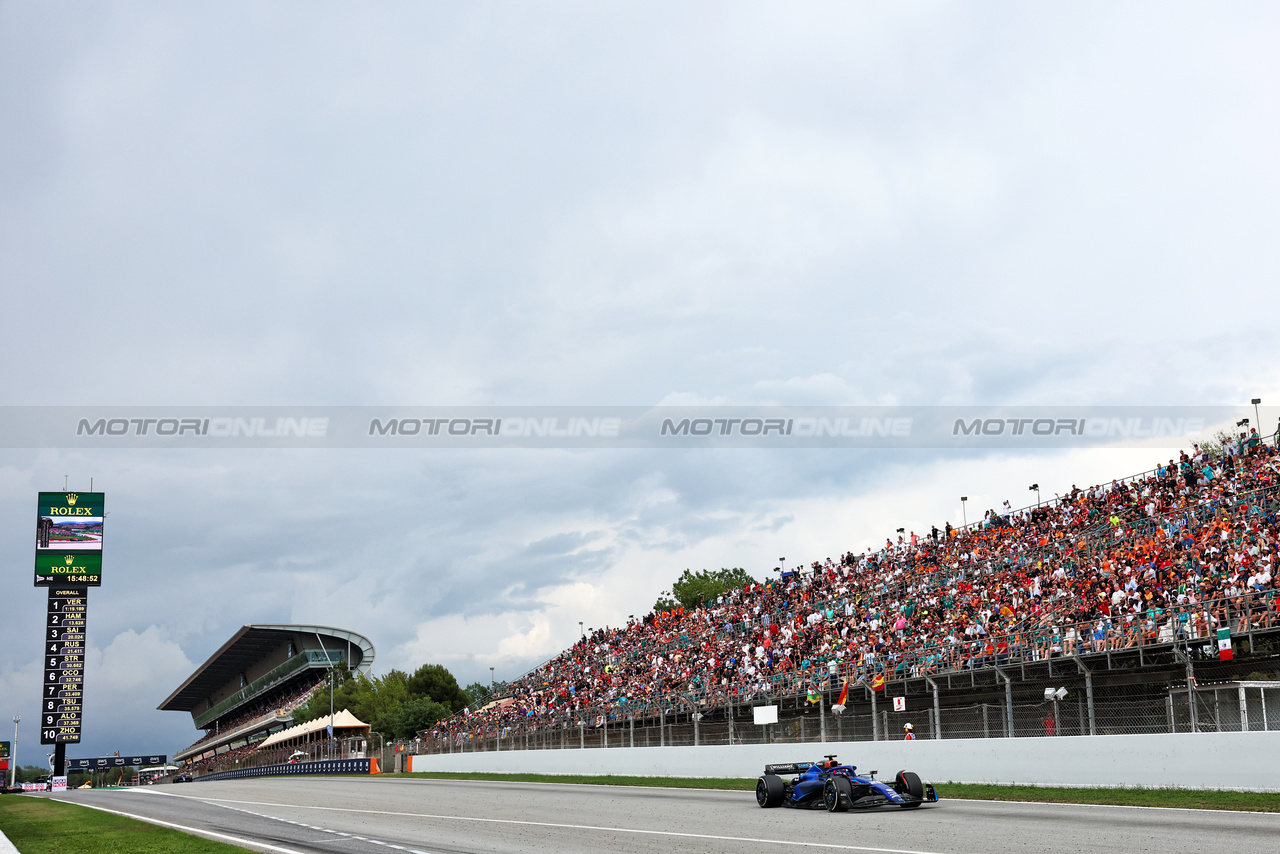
[755,755,939,811]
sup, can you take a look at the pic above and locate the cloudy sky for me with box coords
[2,2,1278,760]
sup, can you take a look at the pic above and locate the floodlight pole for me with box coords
[314,632,336,760]
[10,716,18,789]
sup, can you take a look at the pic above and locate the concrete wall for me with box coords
[408,732,1280,791]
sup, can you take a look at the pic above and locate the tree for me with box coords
[463,682,491,707]
[14,764,48,784]
[463,680,510,708]
[406,663,468,712]
[292,661,470,739]
[653,567,756,611]
[388,696,452,738]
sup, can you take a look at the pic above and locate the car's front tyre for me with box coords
[895,770,924,807]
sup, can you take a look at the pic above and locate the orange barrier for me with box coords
[369,757,380,774]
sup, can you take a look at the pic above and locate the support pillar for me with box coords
[869,687,879,741]
[1071,655,1095,737]
[925,677,941,739]
[996,669,1014,737]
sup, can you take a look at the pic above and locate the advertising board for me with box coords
[35,492,104,587]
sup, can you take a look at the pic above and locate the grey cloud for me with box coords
[3,2,1280,756]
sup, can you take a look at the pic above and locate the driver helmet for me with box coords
[903,723,913,731]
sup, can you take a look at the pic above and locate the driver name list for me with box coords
[42,588,87,744]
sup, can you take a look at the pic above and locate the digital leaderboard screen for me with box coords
[42,588,87,744]
[35,492,104,587]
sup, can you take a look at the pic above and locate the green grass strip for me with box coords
[0,795,249,854]
[389,771,1280,812]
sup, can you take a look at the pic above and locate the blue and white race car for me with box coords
[756,755,939,811]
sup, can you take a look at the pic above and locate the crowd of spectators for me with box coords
[426,429,1280,744]
[178,678,326,758]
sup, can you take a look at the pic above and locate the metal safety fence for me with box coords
[418,633,1280,754]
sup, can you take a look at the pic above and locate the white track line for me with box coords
[132,789,952,854]
[230,773,1280,814]
[47,797,309,854]
[208,800,433,854]
[956,797,1280,817]
[323,777,1280,817]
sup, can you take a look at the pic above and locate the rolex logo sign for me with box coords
[35,491,105,588]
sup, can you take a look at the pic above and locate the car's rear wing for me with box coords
[763,762,812,775]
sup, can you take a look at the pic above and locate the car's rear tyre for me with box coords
[757,774,785,808]
[824,776,852,812]
[895,770,924,807]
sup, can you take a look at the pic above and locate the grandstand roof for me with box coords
[158,624,374,713]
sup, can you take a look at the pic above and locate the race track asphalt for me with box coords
[44,777,1280,854]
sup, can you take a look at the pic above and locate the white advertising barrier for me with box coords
[409,731,1280,791]
[50,776,67,793]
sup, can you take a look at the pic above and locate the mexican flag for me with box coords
[1217,627,1233,661]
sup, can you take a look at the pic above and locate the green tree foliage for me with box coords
[463,680,510,708]
[291,661,467,739]
[406,663,468,712]
[13,764,49,784]
[653,567,756,612]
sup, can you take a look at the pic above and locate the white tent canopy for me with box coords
[257,709,369,750]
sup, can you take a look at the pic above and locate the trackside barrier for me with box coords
[196,758,373,782]
[406,731,1280,791]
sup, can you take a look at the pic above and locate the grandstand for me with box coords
[160,624,374,771]
[423,430,1280,751]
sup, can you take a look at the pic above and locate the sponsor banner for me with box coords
[196,757,371,782]
[0,741,9,761]
[67,754,167,771]
[51,776,67,792]
[35,553,102,586]
[0,406,1254,448]
[36,491,104,587]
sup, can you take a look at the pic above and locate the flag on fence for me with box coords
[831,680,848,715]
[807,687,820,705]
[1217,627,1233,660]
[871,674,886,692]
